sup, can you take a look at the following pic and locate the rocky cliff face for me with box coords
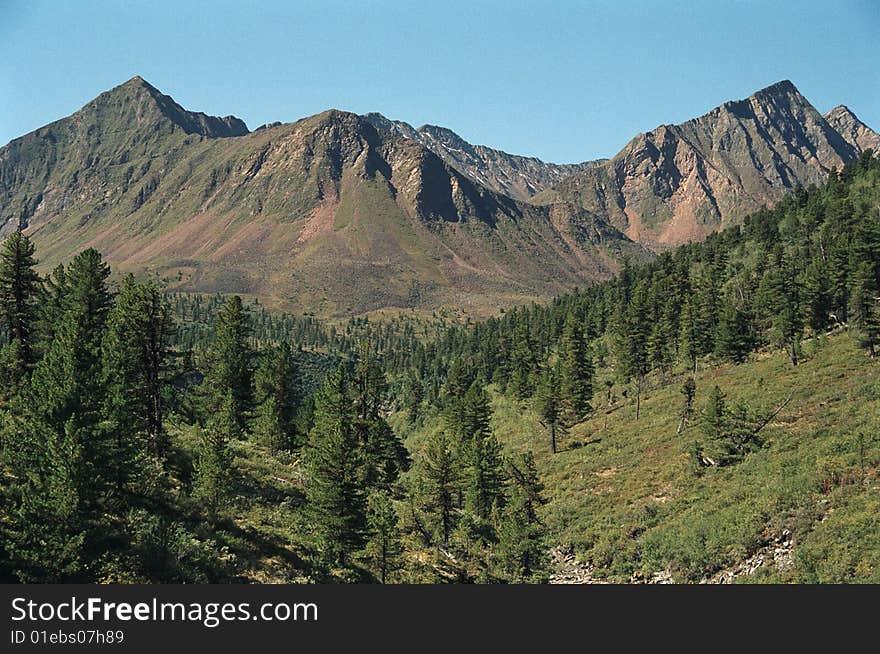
[363,113,604,202]
[536,81,873,247]
[823,105,880,154]
[0,77,646,316]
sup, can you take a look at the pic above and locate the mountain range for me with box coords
[0,76,876,315]
[534,81,878,246]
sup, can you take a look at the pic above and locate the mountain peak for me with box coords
[823,104,880,153]
[755,79,799,96]
[98,76,249,138]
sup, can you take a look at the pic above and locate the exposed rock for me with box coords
[363,113,605,202]
[537,80,875,248]
[701,530,795,584]
[823,105,880,154]
[0,78,648,316]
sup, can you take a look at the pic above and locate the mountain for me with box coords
[363,112,604,201]
[0,77,647,316]
[535,80,874,247]
[823,105,880,154]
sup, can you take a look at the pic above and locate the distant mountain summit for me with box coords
[1,76,876,315]
[535,80,878,246]
[363,112,604,201]
[0,77,645,316]
[823,105,880,154]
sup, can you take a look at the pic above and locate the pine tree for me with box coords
[494,452,547,582]
[0,407,85,582]
[715,300,754,364]
[306,366,366,566]
[756,253,803,365]
[558,312,594,425]
[192,391,238,521]
[614,282,650,419]
[850,261,880,356]
[0,231,41,385]
[353,342,408,488]
[679,295,700,375]
[252,342,299,450]
[203,296,253,431]
[29,249,111,512]
[364,489,402,584]
[803,257,833,334]
[414,429,459,546]
[102,276,174,481]
[535,365,565,454]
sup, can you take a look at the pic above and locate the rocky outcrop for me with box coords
[364,112,604,202]
[537,80,874,248]
[823,105,880,154]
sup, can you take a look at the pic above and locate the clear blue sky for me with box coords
[2,0,878,163]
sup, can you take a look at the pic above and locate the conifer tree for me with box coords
[192,391,238,521]
[102,276,174,477]
[0,231,41,385]
[803,257,833,334]
[29,249,112,512]
[252,341,299,450]
[535,365,565,454]
[850,261,880,356]
[204,296,253,431]
[756,254,803,365]
[715,300,754,363]
[354,342,408,488]
[494,452,547,582]
[364,489,402,584]
[306,366,366,566]
[558,312,594,425]
[414,429,459,546]
[614,283,650,419]
[0,407,85,582]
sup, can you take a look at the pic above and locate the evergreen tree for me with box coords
[558,312,594,425]
[679,295,700,375]
[28,249,111,513]
[850,261,880,356]
[0,231,41,385]
[252,342,299,450]
[756,253,803,365]
[363,489,402,584]
[0,407,85,582]
[494,452,547,582]
[614,283,651,419]
[306,366,366,566]
[102,276,174,481]
[192,391,238,521]
[803,257,833,334]
[414,429,459,546]
[354,342,408,488]
[203,296,253,431]
[715,300,754,363]
[535,365,565,454]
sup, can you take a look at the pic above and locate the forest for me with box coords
[0,151,877,583]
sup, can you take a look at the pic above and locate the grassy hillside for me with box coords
[163,330,877,584]
[480,331,879,583]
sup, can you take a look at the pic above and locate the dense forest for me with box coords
[0,152,877,583]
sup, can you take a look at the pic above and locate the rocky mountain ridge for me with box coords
[363,112,604,202]
[535,80,879,247]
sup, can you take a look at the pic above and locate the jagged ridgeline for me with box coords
[0,76,647,317]
[1,150,877,584]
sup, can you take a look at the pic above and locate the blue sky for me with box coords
[1,0,878,162]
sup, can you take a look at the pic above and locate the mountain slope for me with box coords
[535,81,870,247]
[363,112,604,202]
[824,105,880,154]
[0,77,647,316]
